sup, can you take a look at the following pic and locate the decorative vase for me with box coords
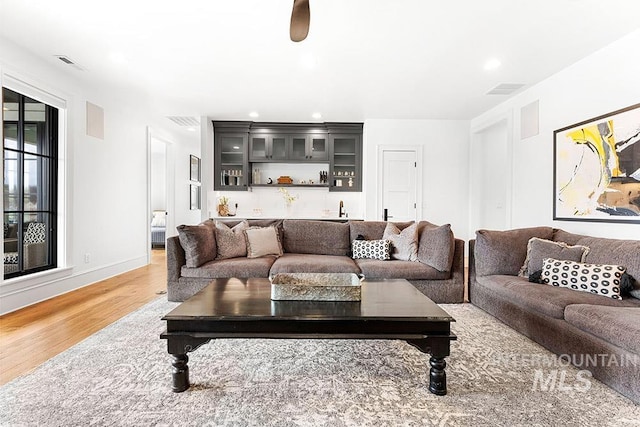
[218,204,230,216]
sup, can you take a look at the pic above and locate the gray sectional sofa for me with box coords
[167,218,465,303]
[469,227,640,403]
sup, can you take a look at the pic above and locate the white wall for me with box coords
[363,119,471,239]
[0,36,198,314]
[470,29,640,240]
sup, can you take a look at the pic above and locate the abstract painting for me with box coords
[554,103,640,223]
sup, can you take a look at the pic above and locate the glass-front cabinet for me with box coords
[214,131,248,191]
[329,134,362,192]
[249,134,287,161]
[289,134,328,161]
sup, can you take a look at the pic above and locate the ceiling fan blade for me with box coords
[290,0,310,42]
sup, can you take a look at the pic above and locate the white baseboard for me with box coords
[0,256,148,315]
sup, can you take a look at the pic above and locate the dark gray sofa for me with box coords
[469,226,640,403]
[167,218,465,303]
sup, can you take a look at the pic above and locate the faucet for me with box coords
[339,200,344,217]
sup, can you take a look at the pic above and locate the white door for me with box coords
[381,150,417,221]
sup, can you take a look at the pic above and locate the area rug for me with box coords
[1,299,638,426]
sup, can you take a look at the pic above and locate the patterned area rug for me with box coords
[1,299,638,426]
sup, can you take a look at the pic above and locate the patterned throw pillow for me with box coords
[352,240,391,260]
[214,220,249,260]
[541,258,625,299]
[382,222,418,261]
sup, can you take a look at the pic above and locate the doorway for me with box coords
[147,130,175,262]
[378,147,420,221]
[469,118,512,232]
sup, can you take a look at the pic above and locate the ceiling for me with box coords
[1,0,639,126]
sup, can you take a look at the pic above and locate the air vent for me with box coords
[486,83,525,95]
[54,55,84,71]
[167,116,200,127]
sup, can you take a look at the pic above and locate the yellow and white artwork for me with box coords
[554,103,640,223]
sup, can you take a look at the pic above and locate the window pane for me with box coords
[24,213,50,270]
[3,213,20,274]
[4,150,20,211]
[24,153,44,211]
[2,88,19,124]
[24,123,43,154]
[3,123,18,150]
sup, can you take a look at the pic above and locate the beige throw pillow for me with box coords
[214,220,249,259]
[383,222,418,261]
[519,237,590,278]
[244,226,283,258]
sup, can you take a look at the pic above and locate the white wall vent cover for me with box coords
[486,83,525,95]
[54,55,84,71]
[167,116,200,127]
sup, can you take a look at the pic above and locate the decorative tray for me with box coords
[270,273,363,301]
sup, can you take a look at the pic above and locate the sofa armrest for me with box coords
[468,239,477,302]
[166,236,186,283]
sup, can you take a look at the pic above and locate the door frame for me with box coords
[376,145,423,221]
[469,111,514,234]
[146,127,175,263]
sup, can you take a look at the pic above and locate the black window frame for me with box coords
[3,87,58,279]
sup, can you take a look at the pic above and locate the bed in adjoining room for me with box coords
[151,210,167,249]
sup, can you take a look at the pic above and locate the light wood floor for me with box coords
[0,249,167,386]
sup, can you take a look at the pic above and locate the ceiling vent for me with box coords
[167,116,200,127]
[54,55,84,71]
[486,83,525,95]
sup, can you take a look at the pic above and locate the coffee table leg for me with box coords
[171,354,189,393]
[429,356,447,396]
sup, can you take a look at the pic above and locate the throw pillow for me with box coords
[176,224,217,268]
[519,237,590,278]
[541,258,625,300]
[383,222,418,261]
[151,211,166,227]
[215,220,249,260]
[474,227,554,277]
[417,222,455,272]
[352,239,391,260]
[244,226,283,258]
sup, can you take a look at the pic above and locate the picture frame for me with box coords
[553,103,640,223]
[190,155,200,182]
[190,184,201,210]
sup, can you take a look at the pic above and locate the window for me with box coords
[3,87,58,278]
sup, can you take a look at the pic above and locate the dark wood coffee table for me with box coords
[161,278,456,395]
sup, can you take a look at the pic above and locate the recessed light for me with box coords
[312,112,322,119]
[233,146,240,150]
[484,58,502,71]
[249,112,259,118]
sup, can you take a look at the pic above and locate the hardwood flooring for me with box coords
[0,249,167,386]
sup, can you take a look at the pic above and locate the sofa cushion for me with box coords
[244,226,283,258]
[575,236,640,294]
[352,239,391,260]
[181,256,277,278]
[214,220,249,260]
[541,258,625,300]
[417,221,455,272]
[474,275,640,319]
[564,304,640,354]
[176,224,216,268]
[283,220,350,256]
[519,237,590,278]
[383,222,418,261]
[270,253,361,274]
[355,259,450,280]
[474,227,554,276]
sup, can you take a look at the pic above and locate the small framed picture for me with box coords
[190,184,201,210]
[190,155,200,182]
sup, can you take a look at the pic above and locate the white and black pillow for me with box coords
[541,258,625,300]
[352,239,391,261]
